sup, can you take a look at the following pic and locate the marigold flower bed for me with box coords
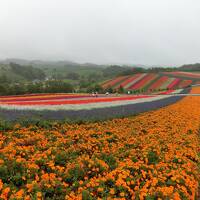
[0,88,199,199]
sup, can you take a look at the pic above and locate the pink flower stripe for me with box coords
[1,95,154,106]
[167,78,181,89]
[128,74,156,90]
[148,76,169,90]
[102,76,128,88]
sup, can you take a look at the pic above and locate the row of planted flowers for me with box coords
[0,90,182,111]
[0,87,199,199]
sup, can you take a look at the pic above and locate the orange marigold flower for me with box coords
[110,188,115,195]
[15,189,24,198]
[120,192,125,197]
[97,187,104,192]
[36,192,42,198]
[0,179,3,191]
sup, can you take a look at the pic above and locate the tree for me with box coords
[87,84,103,93]
[0,85,7,95]
[0,74,8,84]
[118,85,124,93]
[66,72,80,80]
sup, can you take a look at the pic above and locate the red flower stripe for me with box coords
[124,73,147,89]
[167,78,181,89]
[128,74,156,90]
[1,95,154,106]
[102,76,128,88]
[148,76,169,90]
[159,78,174,90]
[117,74,141,88]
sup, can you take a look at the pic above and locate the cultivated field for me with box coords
[102,71,200,92]
[0,89,188,121]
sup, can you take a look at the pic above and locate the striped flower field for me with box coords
[0,90,182,111]
[0,89,188,122]
[102,72,198,92]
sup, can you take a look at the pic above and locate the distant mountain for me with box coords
[0,58,105,68]
[0,58,81,67]
[0,58,149,68]
[0,58,32,66]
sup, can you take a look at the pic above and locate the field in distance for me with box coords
[102,71,200,93]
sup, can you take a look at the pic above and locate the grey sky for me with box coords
[0,0,200,66]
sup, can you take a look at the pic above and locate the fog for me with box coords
[0,0,200,66]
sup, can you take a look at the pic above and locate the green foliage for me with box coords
[10,62,46,81]
[0,159,27,186]
[100,153,117,170]
[180,63,200,71]
[82,190,94,200]
[55,151,68,166]
[65,165,85,184]
[45,80,74,93]
[147,151,159,165]
[102,65,131,77]
[66,72,80,80]
[0,120,14,131]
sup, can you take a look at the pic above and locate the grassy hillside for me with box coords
[0,63,45,82]
[101,71,200,92]
[0,64,27,82]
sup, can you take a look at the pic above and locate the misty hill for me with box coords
[180,63,200,71]
[2,58,200,83]
[0,58,106,68]
[0,63,45,82]
[0,59,143,80]
[0,58,79,67]
[0,58,109,79]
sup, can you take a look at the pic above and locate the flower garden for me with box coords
[0,89,186,121]
[0,91,179,109]
[0,87,199,199]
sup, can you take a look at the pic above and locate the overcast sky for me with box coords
[0,0,200,66]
